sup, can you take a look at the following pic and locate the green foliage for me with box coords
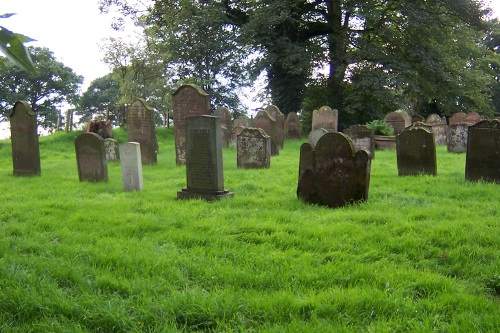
[366,120,394,136]
[0,130,499,331]
[0,46,83,128]
[0,13,36,73]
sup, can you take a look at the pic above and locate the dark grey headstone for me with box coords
[297,132,371,208]
[237,128,271,169]
[285,112,302,139]
[127,99,157,165]
[177,116,233,201]
[75,132,108,182]
[253,110,279,156]
[343,124,375,159]
[396,128,437,176]
[9,101,41,176]
[172,84,211,165]
[465,120,500,183]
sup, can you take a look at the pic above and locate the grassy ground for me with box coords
[0,127,498,332]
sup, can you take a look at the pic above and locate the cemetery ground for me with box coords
[0,128,498,332]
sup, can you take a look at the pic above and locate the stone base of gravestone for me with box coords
[374,135,396,150]
[120,142,143,191]
[177,189,234,201]
[103,138,120,161]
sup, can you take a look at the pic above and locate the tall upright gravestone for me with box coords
[9,101,41,176]
[75,132,108,182]
[396,128,437,176]
[312,106,338,132]
[172,84,211,165]
[120,142,143,191]
[264,105,285,149]
[213,106,232,148]
[297,132,371,208]
[253,110,279,156]
[285,112,302,139]
[465,120,500,183]
[177,116,233,201]
[127,99,158,165]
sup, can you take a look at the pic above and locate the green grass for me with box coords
[0,127,498,332]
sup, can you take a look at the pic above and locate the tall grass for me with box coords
[0,128,498,332]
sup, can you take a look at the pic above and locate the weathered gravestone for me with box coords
[264,105,285,149]
[425,113,447,145]
[307,128,328,149]
[344,125,375,159]
[177,116,234,201]
[9,101,41,176]
[396,128,437,176]
[465,120,500,183]
[463,112,482,125]
[231,126,246,149]
[384,110,411,135]
[172,84,211,165]
[312,106,338,132]
[127,99,158,165]
[119,142,143,191]
[297,132,371,208]
[285,112,302,139]
[75,132,108,182]
[234,116,250,128]
[103,138,120,162]
[449,112,467,126]
[237,128,271,169]
[447,123,469,153]
[213,106,232,148]
[253,110,279,156]
[411,114,425,124]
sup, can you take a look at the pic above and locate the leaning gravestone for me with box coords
[127,99,158,165]
[312,106,338,131]
[465,119,500,183]
[237,128,271,169]
[384,110,411,135]
[177,116,234,201]
[9,101,41,176]
[103,138,120,162]
[172,84,211,165]
[425,113,447,145]
[213,106,232,148]
[264,105,285,150]
[285,112,302,139]
[75,132,108,182]
[297,132,371,208]
[343,124,375,159]
[119,142,143,191]
[396,128,437,176]
[447,123,469,153]
[253,110,279,156]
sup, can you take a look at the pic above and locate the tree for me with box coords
[0,46,83,128]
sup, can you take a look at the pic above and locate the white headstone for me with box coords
[119,142,144,191]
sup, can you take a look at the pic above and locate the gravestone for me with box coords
[234,116,250,128]
[253,110,279,156]
[425,113,447,145]
[447,123,469,153]
[103,138,120,162]
[264,105,285,149]
[172,84,211,165]
[396,128,437,176]
[312,106,338,131]
[449,112,466,126]
[384,110,411,135]
[344,125,375,159]
[463,112,482,125]
[119,142,143,191]
[297,132,371,208]
[75,132,108,182]
[237,128,271,169]
[127,98,158,165]
[411,114,425,124]
[285,112,302,139]
[177,116,234,201]
[9,101,41,176]
[231,126,246,149]
[307,128,328,149]
[214,106,232,148]
[465,120,500,183]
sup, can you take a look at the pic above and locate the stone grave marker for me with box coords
[234,116,250,128]
[449,112,466,126]
[237,128,271,169]
[447,123,469,153]
[425,113,447,145]
[312,106,338,131]
[119,142,143,191]
[9,101,41,176]
[264,105,285,149]
[253,110,279,156]
[297,132,371,208]
[343,124,375,159]
[214,106,232,148]
[75,132,108,182]
[103,138,120,162]
[411,114,425,124]
[172,84,211,165]
[177,116,233,201]
[463,112,482,125]
[465,120,500,183]
[396,128,437,176]
[307,128,328,149]
[231,126,246,149]
[127,98,158,165]
[285,112,302,139]
[384,110,411,135]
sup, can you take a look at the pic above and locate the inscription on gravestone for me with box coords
[9,101,41,176]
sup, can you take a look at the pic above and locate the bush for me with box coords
[366,119,394,136]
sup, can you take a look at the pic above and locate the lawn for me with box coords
[0,127,498,332]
